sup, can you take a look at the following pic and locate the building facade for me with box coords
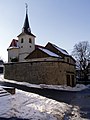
[5,6,76,86]
[7,9,36,62]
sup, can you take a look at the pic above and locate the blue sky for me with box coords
[0,0,90,61]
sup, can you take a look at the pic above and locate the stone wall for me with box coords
[4,61,76,86]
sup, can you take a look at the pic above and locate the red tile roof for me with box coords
[9,39,18,47]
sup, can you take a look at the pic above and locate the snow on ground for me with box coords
[0,87,81,120]
[0,74,88,91]
[0,74,88,119]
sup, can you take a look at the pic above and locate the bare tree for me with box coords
[72,41,90,80]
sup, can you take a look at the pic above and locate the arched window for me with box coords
[29,38,32,43]
[21,38,24,43]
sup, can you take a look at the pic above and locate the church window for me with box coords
[29,38,32,43]
[21,38,24,43]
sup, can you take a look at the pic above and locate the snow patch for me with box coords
[0,74,88,91]
[0,75,84,119]
[0,88,81,119]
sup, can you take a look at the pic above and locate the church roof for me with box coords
[51,43,69,55]
[7,39,19,50]
[35,45,61,58]
[25,44,62,60]
[45,42,75,62]
[38,47,61,58]
[9,39,18,47]
[35,45,44,49]
[23,12,31,33]
[45,42,69,56]
[17,32,36,37]
[18,6,36,37]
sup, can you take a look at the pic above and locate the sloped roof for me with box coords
[17,11,36,38]
[17,31,36,37]
[51,43,69,55]
[36,45,62,58]
[23,13,31,33]
[25,45,62,60]
[8,39,19,50]
[46,42,69,56]
[35,45,44,49]
[45,42,76,62]
[9,39,18,47]
[38,47,61,58]
[51,43,76,62]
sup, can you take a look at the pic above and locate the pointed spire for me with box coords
[22,3,31,33]
[18,4,36,37]
[25,3,28,14]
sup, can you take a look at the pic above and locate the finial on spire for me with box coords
[22,3,31,33]
[25,3,28,14]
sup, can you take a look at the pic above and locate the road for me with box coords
[0,81,90,120]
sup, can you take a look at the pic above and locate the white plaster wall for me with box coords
[19,53,29,62]
[18,34,35,61]
[8,48,19,62]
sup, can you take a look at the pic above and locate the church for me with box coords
[5,6,76,87]
[7,6,36,62]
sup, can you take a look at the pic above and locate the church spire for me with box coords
[18,4,36,37]
[25,3,28,14]
[22,3,31,33]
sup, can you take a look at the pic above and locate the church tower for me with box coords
[7,4,36,62]
[17,4,36,62]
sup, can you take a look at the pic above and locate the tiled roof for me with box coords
[7,39,19,50]
[9,39,18,47]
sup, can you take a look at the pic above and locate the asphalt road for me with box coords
[0,81,90,120]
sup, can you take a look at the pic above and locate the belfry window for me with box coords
[21,38,24,43]
[29,38,32,43]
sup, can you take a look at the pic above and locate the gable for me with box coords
[9,39,18,47]
[45,42,69,58]
[25,47,60,60]
[45,42,76,64]
[25,48,51,59]
[38,47,60,58]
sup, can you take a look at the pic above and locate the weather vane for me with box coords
[25,3,28,14]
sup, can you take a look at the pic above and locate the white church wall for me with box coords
[18,34,35,62]
[8,48,19,62]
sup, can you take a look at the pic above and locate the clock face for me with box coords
[28,28,31,32]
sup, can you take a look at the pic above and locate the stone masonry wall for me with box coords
[4,61,76,86]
